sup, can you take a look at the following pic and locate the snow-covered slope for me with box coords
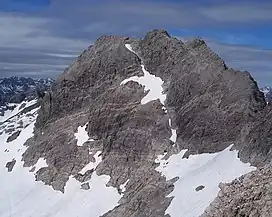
[0,100,39,142]
[0,127,122,217]
[155,146,255,217]
[0,103,122,217]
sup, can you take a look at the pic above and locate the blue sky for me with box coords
[0,0,272,86]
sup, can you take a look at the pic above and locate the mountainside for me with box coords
[0,30,271,217]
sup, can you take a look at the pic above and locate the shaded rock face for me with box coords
[202,167,272,217]
[237,106,272,166]
[136,30,266,161]
[22,30,271,216]
[35,37,142,125]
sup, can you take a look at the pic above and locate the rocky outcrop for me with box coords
[6,130,21,143]
[237,106,272,166]
[202,167,272,217]
[6,159,16,172]
[21,29,271,216]
[81,182,90,190]
[0,101,40,139]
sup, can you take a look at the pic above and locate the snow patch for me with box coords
[125,44,137,55]
[79,151,102,175]
[34,158,48,172]
[121,65,165,105]
[169,119,177,143]
[57,172,121,217]
[120,179,129,193]
[75,123,94,146]
[0,121,37,171]
[155,145,256,217]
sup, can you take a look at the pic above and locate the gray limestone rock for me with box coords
[237,106,272,166]
[137,30,267,163]
[6,159,16,172]
[6,130,21,143]
[196,185,205,192]
[81,182,90,190]
[202,167,272,217]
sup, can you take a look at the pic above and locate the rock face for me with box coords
[6,130,21,143]
[196,185,205,192]
[20,30,272,216]
[6,159,16,172]
[237,106,272,166]
[81,182,90,190]
[137,31,266,161]
[202,167,272,217]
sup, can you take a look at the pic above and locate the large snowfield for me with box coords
[155,146,256,217]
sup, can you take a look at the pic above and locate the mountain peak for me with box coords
[1,30,271,217]
[145,29,171,38]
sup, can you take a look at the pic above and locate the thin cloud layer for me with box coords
[0,0,271,86]
[207,40,272,87]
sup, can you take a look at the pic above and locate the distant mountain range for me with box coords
[0,76,53,116]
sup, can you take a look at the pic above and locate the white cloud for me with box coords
[0,13,88,78]
[0,0,271,82]
[0,13,89,51]
[45,53,79,58]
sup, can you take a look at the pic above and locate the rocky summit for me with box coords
[0,30,271,217]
